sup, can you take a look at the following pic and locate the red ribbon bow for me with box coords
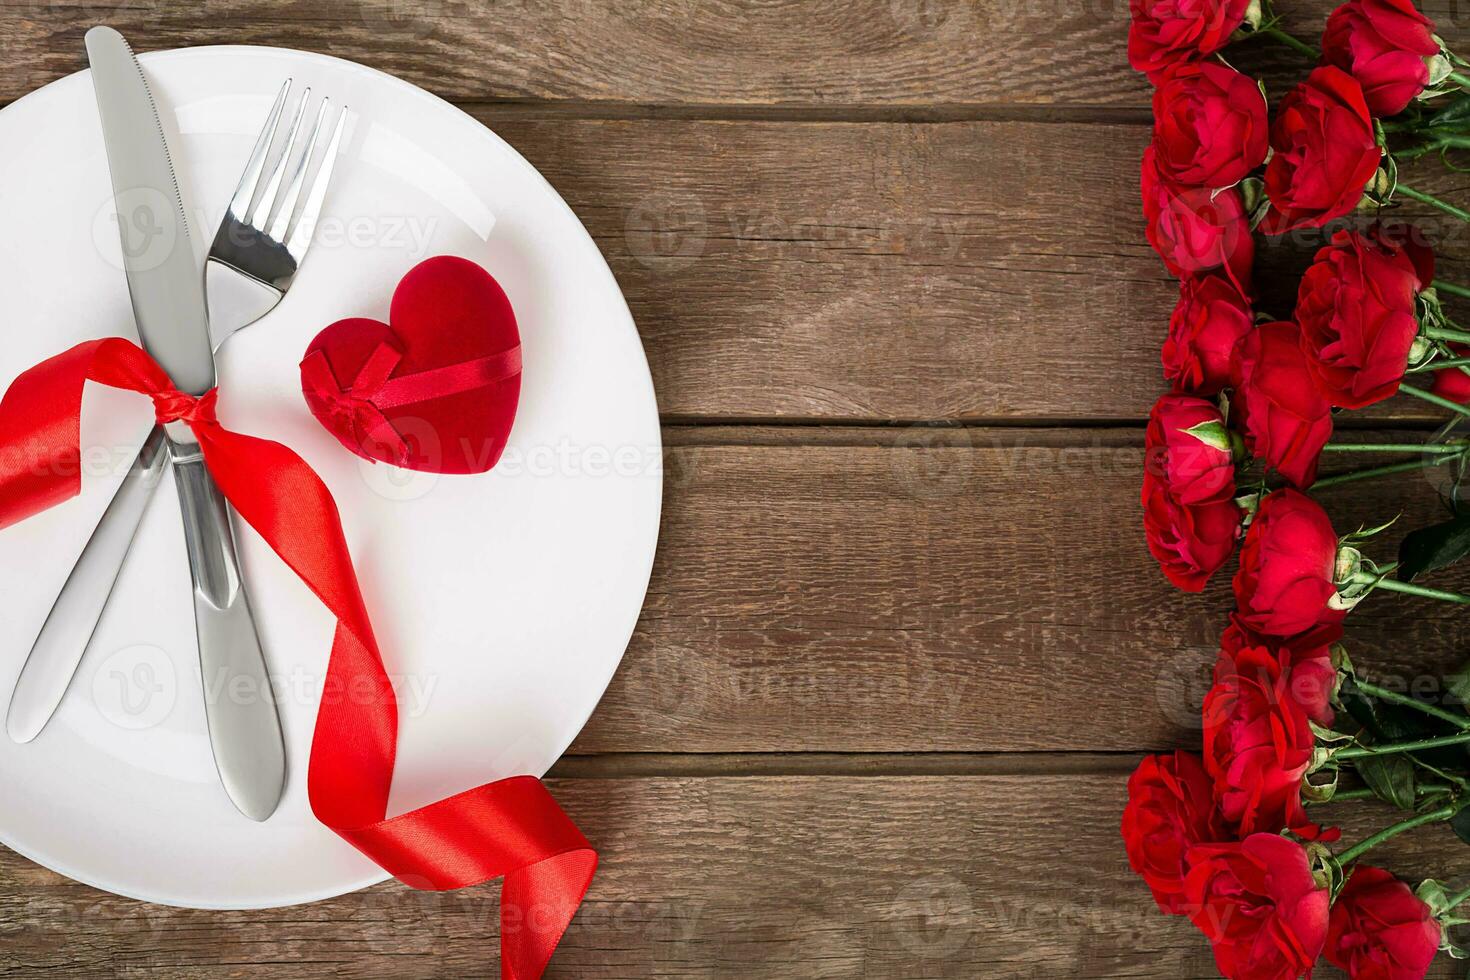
[0,338,594,979]
[300,340,523,467]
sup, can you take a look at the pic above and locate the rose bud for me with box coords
[1261,66,1384,234]
[1296,225,1434,409]
[1232,322,1334,489]
[1323,0,1443,117]
[1128,0,1256,80]
[1326,866,1441,980]
[1146,393,1239,505]
[1122,752,1232,916]
[1233,488,1347,637]
[1431,341,1470,403]
[1151,61,1269,190]
[1205,640,1331,838]
[1217,616,1341,728]
[1142,148,1255,287]
[1164,271,1254,395]
[1184,834,1330,980]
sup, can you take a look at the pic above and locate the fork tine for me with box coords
[267,98,329,244]
[248,87,310,229]
[286,105,348,262]
[227,80,290,220]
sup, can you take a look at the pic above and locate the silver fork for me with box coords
[5,81,347,750]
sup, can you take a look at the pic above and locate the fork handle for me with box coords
[166,430,285,822]
[5,428,169,744]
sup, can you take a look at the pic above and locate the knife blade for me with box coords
[80,26,285,821]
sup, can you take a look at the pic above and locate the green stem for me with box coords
[1261,25,1319,58]
[1398,184,1470,223]
[1313,455,1461,489]
[1352,680,1470,730]
[1315,784,1454,804]
[1336,802,1462,867]
[1352,571,1470,605]
[1321,442,1466,454]
[1425,325,1470,345]
[1452,70,1470,91]
[1397,135,1470,162]
[1447,884,1470,911]
[1401,382,1470,419]
[1437,280,1470,301]
[1337,733,1470,762]
[1407,356,1470,374]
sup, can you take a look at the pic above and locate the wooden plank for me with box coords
[0,774,1461,977]
[2,1,1468,109]
[570,430,1470,754]
[0,111,1460,422]
[487,112,1470,422]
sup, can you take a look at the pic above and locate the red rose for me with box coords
[1185,834,1330,980]
[1128,0,1254,79]
[1217,617,1341,728]
[1262,66,1383,234]
[1296,226,1433,408]
[1152,61,1269,189]
[1164,271,1254,395]
[1204,640,1326,838]
[1146,393,1238,505]
[1122,752,1232,915]
[1143,474,1243,591]
[1143,148,1255,286]
[1234,488,1346,637]
[1430,342,1470,403]
[1326,866,1441,980]
[1232,322,1334,488]
[1323,0,1441,117]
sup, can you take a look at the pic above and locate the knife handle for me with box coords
[5,427,170,744]
[168,439,285,822]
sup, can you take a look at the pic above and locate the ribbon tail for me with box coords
[190,424,597,977]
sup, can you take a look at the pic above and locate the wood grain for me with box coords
[568,430,1470,755]
[478,113,1470,423]
[1,0,1468,110]
[0,774,1462,979]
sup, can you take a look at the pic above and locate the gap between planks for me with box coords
[547,751,1143,779]
[658,423,1451,447]
[0,96,1153,126]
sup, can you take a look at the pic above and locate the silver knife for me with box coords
[78,26,285,821]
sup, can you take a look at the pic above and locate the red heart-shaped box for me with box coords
[300,256,523,474]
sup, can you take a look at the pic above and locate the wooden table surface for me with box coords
[8,2,1470,977]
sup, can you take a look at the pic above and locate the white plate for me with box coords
[0,46,660,908]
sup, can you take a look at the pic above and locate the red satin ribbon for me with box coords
[300,341,523,466]
[0,338,595,979]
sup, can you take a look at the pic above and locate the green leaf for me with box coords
[1356,753,1418,810]
[1449,806,1470,847]
[1398,512,1470,582]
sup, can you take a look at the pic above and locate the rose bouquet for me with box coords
[1127,1,1470,977]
